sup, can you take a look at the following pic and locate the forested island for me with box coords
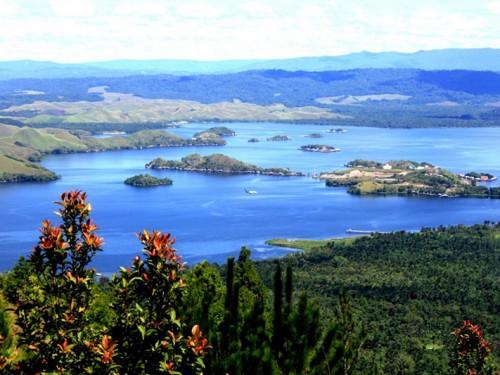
[146,153,304,176]
[124,174,173,187]
[320,159,500,198]
[0,124,225,183]
[300,144,340,153]
[267,135,291,141]
[193,126,236,138]
[304,133,323,138]
[0,191,497,374]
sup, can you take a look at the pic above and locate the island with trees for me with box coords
[124,174,173,187]
[267,135,291,141]
[247,137,260,142]
[146,153,304,176]
[304,133,323,138]
[319,159,500,198]
[193,126,236,138]
[300,144,340,153]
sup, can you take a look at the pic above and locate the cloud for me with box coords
[0,0,22,16]
[239,2,275,17]
[50,0,94,17]
[114,1,170,16]
[0,0,499,62]
[487,1,500,14]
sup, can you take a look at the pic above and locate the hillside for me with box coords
[1,91,344,125]
[259,223,500,374]
[1,68,499,128]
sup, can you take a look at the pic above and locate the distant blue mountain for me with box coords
[0,48,499,79]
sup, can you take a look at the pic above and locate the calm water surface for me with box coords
[1,123,499,271]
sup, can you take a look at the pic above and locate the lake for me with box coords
[1,122,499,272]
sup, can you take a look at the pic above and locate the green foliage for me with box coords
[0,293,16,369]
[182,261,225,335]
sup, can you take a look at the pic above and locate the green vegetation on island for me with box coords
[0,124,225,183]
[146,153,304,176]
[124,174,173,187]
[267,135,291,141]
[0,192,497,374]
[300,144,340,153]
[193,126,236,138]
[304,133,323,138]
[320,159,500,198]
[247,137,260,142]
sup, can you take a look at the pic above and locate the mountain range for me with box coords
[1,48,499,79]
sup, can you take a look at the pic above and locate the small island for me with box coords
[193,126,236,139]
[248,138,260,143]
[124,174,173,187]
[304,133,323,138]
[146,153,304,176]
[300,144,340,153]
[319,159,500,198]
[267,135,291,141]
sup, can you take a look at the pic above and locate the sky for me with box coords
[1,0,499,62]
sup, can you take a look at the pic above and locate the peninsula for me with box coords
[146,153,304,176]
[319,159,500,198]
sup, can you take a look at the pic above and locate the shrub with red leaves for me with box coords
[451,320,492,375]
[111,229,209,374]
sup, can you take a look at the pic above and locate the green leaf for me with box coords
[138,325,146,339]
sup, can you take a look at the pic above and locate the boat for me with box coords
[245,188,258,195]
[327,128,347,134]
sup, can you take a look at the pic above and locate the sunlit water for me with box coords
[1,122,499,271]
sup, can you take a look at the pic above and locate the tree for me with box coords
[12,191,111,373]
[111,230,209,374]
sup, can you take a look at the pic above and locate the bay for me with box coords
[0,122,499,272]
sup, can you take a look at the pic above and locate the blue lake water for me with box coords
[1,122,499,272]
